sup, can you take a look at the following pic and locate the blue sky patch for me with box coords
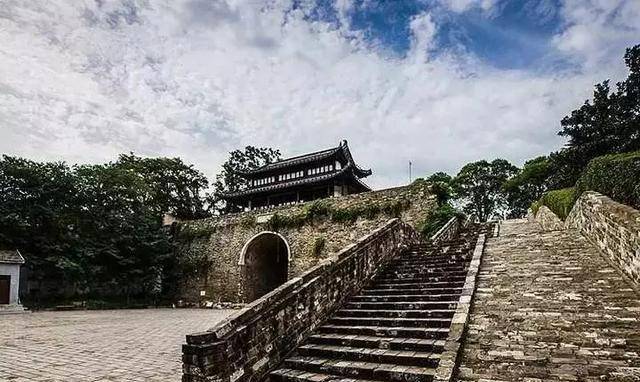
[291,0,571,71]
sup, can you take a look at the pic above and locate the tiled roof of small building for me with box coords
[0,249,25,264]
[224,164,371,199]
[237,140,371,178]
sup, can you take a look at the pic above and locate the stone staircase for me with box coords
[268,225,482,382]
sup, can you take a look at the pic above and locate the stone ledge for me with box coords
[434,232,487,382]
[566,191,640,290]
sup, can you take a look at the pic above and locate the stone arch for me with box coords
[239,231,290,302]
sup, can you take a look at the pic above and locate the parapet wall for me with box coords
[566,191,640,288]
[175,182,436,303]
[532,205,564,231]
[182,218,421,382]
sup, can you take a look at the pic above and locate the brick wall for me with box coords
[565,191,640,288]
[182,218,421,382]
[175,182,436,303]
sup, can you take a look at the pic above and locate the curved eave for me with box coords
[353,176,372,192]
[223,164,362,200]
[237,147,341,176]
[353,166,372,178]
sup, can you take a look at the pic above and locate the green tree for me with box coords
[503,156,552,218]
[425,172,454,206]
[550,44,640,187]
[114,154,210,219]
[0,154,210,304]
[0,156,81,286]
[211,146,281,213]
[453,159,518,222]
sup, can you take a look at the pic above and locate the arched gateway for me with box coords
[239,231,290,302]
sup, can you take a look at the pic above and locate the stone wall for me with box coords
[533,205,564,231]
[566,191,640,288]
[430,216,460,245]
[430,215,473,245]
[182,218,421,382]
[175,182,435,303]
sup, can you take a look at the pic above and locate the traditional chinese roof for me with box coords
[238,140,372,178]
[224,162,371,200]
[0,249,25,264]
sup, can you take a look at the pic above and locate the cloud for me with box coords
[553,0,640,69]
[438,0,499,13]
[0,0,637,189]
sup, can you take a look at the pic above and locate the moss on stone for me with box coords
[176,224,216,241]
[311,236,326,257]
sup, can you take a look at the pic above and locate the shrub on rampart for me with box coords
[576,151,640,210]
[267,198,412,228]
[536,187,577,220]
[417,204,461,238]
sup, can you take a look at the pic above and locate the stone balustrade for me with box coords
[181,218,421,382]
[566,191,640,288]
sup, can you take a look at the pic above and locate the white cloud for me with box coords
[408,13,437,63]
[438,0,498,13]
[0,0,637,189]
[553,0,640,69]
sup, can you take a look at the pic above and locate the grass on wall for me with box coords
[266,198,412,230]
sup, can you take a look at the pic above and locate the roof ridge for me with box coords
[238,141,349,175]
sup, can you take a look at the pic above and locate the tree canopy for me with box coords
[211,146,281,213]
[0,154,210,303]
[550,45,640,187]
[453,159,518,222]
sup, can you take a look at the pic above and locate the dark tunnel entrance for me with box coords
[240,232,289,302]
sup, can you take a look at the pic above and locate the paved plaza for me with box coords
[1,309,235,381]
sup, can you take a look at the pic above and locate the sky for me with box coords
[0,0,638,188]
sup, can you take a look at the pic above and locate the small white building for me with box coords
[0,249,25,306]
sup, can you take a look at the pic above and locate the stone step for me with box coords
[318,324,449,339]
[373,275,466,284]
[374,271,468,280]
[381,265,467,273]
[387,258,468,267]
[296,344,441,367]
[344,301,458,310]
[335,309,455,319]
[281,356,436,382]
[306,333,446,353]
[360,287,462,296]
[269,368,377,382]
[400,246,471,256]
[401,251,470,258]
[380,269,466,277]
[349,294,460,302]
[327,317,452,328]
[369,281,465,289]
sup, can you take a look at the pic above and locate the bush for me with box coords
[576,151,640,209]
[530,200,541,215]
[417,204,461,238]
[311,236,326,257]
[538,187,577,220]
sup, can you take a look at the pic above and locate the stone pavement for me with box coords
[0,309,234,381]
[458,219,640,381]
